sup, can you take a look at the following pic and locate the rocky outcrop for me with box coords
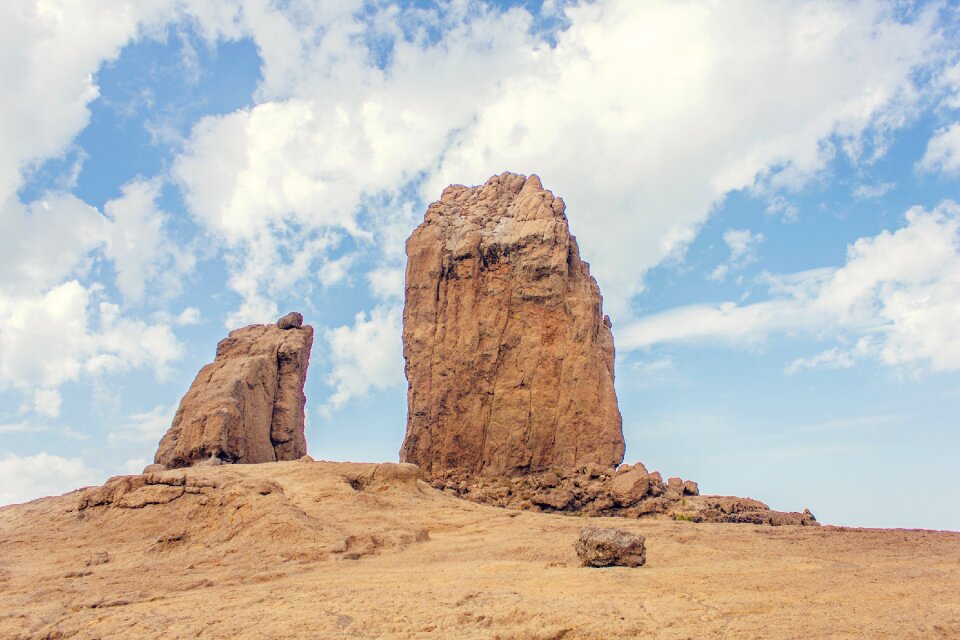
[428,464,818,526]
[153,315,313,469]
[575,527,647,568]
[429,463,694,517]
[401,172,624,477]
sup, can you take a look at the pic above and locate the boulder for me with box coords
[154,316,313,468]
[400,172,624,477]
[610,469,652,507]
[575,526,646,567]
[277,311,303,330]
[531,488,575,510]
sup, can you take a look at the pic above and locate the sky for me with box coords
[1,0,958,530]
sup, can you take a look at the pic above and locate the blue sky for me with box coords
[1,0,959,530]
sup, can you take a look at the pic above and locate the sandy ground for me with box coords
[1,460,958,639]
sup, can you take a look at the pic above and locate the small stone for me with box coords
[575,526,646,568]
[277,312,303,330]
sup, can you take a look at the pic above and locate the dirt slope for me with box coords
[1,460,957,639]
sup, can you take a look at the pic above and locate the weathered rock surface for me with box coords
[154,316,313,468]
[575,526,647,567]
[401,172,624,477]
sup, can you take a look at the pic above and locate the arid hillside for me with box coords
[1,460,957,639]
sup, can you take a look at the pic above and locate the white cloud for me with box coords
[630,357,675,374]
[175,307,201,326]
[709,228,765,281]
[940,61,960,110]
[0,452,100,506]
[621,201,960,373]
[0,194,107,294]
[0,3,206,423]
[0,0,175,204]
[103,178,194,303]
[707,264,730,283]
[108,404,174,444]
[764,195,800,221]
[367,266,405,301]
[0,422,34,434]
[853,181,895,200]
[785,346,856,375]
[918,122,960,175]
[123,458,150,474]
[724,229,765,263]
[33,389,63,418]
[154,0,955,325]
[0,282,184,406]
[322,305,404,412]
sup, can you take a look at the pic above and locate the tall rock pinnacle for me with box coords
[400,172,625,476]
[154,313,313,469]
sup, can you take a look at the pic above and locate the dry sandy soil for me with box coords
[1,460,958,639]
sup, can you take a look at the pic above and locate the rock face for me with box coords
[401,172,624,477]
[575,526,647,568]
[154,316,313,468]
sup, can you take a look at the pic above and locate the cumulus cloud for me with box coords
[0,283,184,404]
[0,194,107,294]
[322,305,404,413]
[0,0,175,203]
[367,266,405,301]
[175,307,202,326]
[103,178,195,303]
[918,122,960,175]
[33,388,63,418]
[165,1,954,323]
[621,201,960,373]
[0,452,100,506]
[0,3,205,421]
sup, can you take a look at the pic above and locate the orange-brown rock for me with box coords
[401,172,624,476]
[154,315,313,468]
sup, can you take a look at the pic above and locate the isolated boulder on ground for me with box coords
[575,526,647,568]
[400,172,624,477]
[154,314,313,469]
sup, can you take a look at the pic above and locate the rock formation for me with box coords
[401,172,624,476]
[153,314,313,469]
